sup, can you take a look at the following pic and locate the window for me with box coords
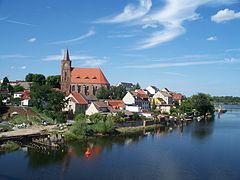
[64,72,67,81]
[72,85,75,92]
[78,85,81,93]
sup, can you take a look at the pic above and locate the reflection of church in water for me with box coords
[60,49,110,96]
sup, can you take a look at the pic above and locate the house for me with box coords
[21,90,31,106]
[153,91,173,105]
[65,92,88,114]
[61,49,110,96]
[14,92,24,99]
[172,93,185,104]
[161,88,170,93]
[85,102,112,116]
[122,90,150,112]
[140,111,154,119]
[105,99,125,110]
[117,82,134,91]
[146,86,159,96]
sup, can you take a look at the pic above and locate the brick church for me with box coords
[60,49,110,96]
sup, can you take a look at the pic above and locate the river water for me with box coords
[0,105,240,180]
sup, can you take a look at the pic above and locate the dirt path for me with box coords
[0,125,57,138]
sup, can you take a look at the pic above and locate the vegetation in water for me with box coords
[64,113,117,142]
[0,141,20,152]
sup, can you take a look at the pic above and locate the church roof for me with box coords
[63,49,70,61]
[71,68,109,85]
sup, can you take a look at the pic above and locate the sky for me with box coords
[0,0,240,96]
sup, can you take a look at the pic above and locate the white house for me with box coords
[153,91,173,105]
[85,102,112,116]
[20,90,31,106]
[146,86,159,96]
[64,92,88,114]
[14,92,23,99]
[122,90,150,112]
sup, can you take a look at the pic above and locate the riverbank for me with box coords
[116,124,165,134]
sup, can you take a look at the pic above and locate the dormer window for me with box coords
[85,76,89,79]
[92,76,97,79]
[76,76,80,79]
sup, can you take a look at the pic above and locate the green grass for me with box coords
[0,141,20,152]
[116,124,163,134]
[9,114,54,125]
[0,124,12,132]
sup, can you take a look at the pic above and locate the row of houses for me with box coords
[64,85,185,119]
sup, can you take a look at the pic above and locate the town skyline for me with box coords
[1,0,240,96]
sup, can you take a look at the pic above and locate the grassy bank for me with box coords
[0,141,20,152]
[116,124,164,135]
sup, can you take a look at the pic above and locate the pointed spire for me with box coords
[64,48,70,61]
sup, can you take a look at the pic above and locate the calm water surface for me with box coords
[1,105,240,180]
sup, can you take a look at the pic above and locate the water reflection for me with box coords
[191,120,215,140]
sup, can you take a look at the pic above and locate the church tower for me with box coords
[61,49,71,93]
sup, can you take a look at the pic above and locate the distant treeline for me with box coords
[213,96,240,104]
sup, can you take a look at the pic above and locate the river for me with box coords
[0,105,240,180]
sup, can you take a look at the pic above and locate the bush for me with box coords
[0,141,20,152]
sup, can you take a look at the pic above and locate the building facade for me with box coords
[61,49,110,96]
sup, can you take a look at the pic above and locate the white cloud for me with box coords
[49,28,96,44]
[20,66,26,70]
[122,58,239,69]
[97,0,235,49]
[0,54,29,59]
[0,16,33,26]
[207,36,217,41]
[108,34,135,38]
[42,52,107,67]
[96,0,152,23]
[82,59,107,67]
[28,37,37,43]
[211,8,240,23]
[225,48,240,52]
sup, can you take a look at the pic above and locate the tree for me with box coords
[30,83,51,110]
[191,93,214,116]
[25,73,46,85]
[110,85,127,99]
[0,94,4,115]
[1,77,9,90]
[46,75,61,88]
[96,86,110,99]
[25,73,34,82]
[179,99,193,113]
[131,82,141,91]
[13,84,24,93]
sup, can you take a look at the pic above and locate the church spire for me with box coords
[64,48,70,61]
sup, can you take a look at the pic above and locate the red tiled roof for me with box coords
[71,68,109,85]
[173,93,184,101]
[22,90,30,100]
[71,92,88,105]
[131,89,148,99]
[105,100,124,109]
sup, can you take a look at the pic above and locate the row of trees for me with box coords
[212,96,240,105]
[96,83,141,100]
[178,93,214,116]
[26,73,60,88]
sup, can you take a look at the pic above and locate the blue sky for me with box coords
[0,0,240,96]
